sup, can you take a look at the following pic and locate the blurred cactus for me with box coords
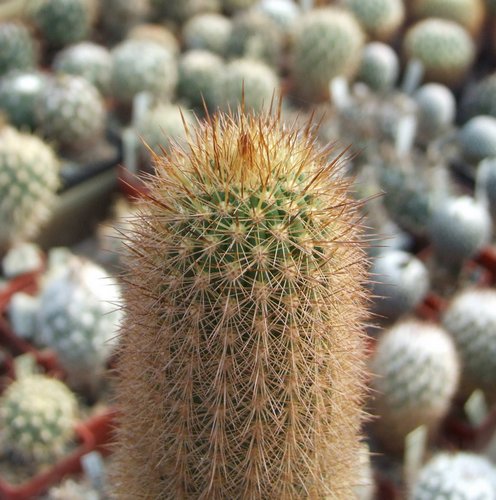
[459,115,496,163]
[461,73,496,121]
[99,0,150,40]
[151,0,220,22]
[0,22,37,76]
[183,13,232,55]
[370,320,460,452]
[357,42,399,92]
[127,24,180,54]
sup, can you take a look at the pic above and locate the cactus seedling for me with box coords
[111,107,371,498]
[370,320,460,453]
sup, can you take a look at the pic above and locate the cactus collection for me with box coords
[2,0,496,496]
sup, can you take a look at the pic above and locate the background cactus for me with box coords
[183,13,233,55]
[411,452,496,499]
[99,0,150,40]
[0,22,37,76]
[35,74,106,154]
[370,320,460,452]
[357,42,400,92]
[0,125,60,250]
[52,42,113,96]
[458,115,496,163]
[0,374,78,463]
[127,24,180,55]
[343,0,405,42]
[111,108,370,498]
[442,288,496,398]
[150,0,220,22]
[0,70,47,129]
[461,72,496,121]
[292,7,365,102]
[403,18,475,87]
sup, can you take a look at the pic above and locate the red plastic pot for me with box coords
[0,422,95,499]
[117,165,149,199]
[0,271,40,312]
[84,407,118,456]
[475,246,496,284]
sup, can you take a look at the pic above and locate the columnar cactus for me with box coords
[52,42,113,96]
[0,22,37,76]
[178,50,224,109]
[111,108,371,497]
[29,0,96,48]
[35,74,106,153]
[343,0,405,42]
[0,125,60,250]
[0,70,47,129]
[442,288,496,397]
[110,39,177,107]
[403,18,475,87]
[0,374,78,463]
[183,13,233,55]
[411,452,496,499]
[370,320,460,452]
[292,7,365,102]
[357,42,400,92]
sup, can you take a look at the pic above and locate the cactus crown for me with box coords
[112,106,370,498]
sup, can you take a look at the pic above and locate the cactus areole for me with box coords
[112,107,370,498]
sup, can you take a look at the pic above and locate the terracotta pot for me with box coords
[0,271,40,312]
[0,423,95,499]
[85,407,119,456]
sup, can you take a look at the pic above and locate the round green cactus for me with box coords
[442,288,496,397]
[412,0,486,35]
[357,42,399,92]
[459,115,496,163]
[0,70,47,129]
[414,83,456,142]
[256,0,300,33]
[127,24,180,55]
[403,18,475,87]
[0,22,37,77]
[411,452,496,499]
[29,0,96,48]
[477,157,496,221]
[100,0,150,40]
[461,73,496,121]
[220,58,279,112]
[343,0,405,41]
[110,39,178,107]
[33,257,123,393]
[370,320,460,452]
[0,126,60,249]
[183,13,232,55]
[111,109,370,498]
[178,50,224,109]
[292,7,365,102]
[226,9,283,66]
[151,0,220,22]
[0,374,78,463]
[52,42,113,96]
[428,196,492,267]
[35,74,106,153]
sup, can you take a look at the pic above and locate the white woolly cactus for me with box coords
[357,42,399,92]
[410,452,496,499]
[0,126,60,250]
[413,83,456,143]
[459,115,496,163]
[35,74,106,153]
[370,320,460,452]
[428,196,492,268]
[183,13,233,55]
[0,374,78,463]
[442,288,496,397]
[370,250,430,320]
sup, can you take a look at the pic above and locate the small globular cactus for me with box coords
[0,374,78,463]
[428,195,492,269]
[178,50,224,110]
[35,74,106,154]
[0,125,60,250]
[458,115,496,163]
[442,288,496,398]
[151,0,220,22]
[410,452,496,500]
[256,0,300,34]
[413,83,456,143]
[127,24,180,55]
[100,0,150,40]
[477,157,496,222]
[370,320,460,453]
[461,72,496,121]
[370,249,430,320]
[357,42,400,92]
[0,22,37,76]
[110,39,178,108]
[220,58,279,112]
[111,107,371,498]
[221,0,258,13]
[52,42,113,96]
[182,13,233,55]
[343,0,405,42]
[403,18,475,87]
[0,70,47,129]
[29,0,97,48]
[292,7,365,102]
